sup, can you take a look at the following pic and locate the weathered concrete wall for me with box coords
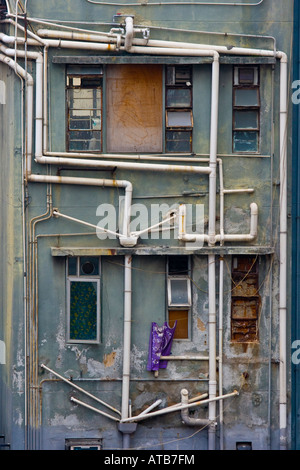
[0,0,294,450]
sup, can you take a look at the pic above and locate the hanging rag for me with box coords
[147,321,177,371]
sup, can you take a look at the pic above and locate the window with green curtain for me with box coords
[67,257,100,343]
[69,281,98,341]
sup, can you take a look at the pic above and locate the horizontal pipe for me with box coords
[121,390,239,423]
[35,155,212,174]
[160,355,212,360]
[223,189,254,194]
[36,27,275,59]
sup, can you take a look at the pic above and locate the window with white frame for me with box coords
[66,256,101,343]
[233,66,260,153]
[167,256,192,339]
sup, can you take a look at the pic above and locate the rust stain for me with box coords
[197,318,206,332]
[103,351,116,368]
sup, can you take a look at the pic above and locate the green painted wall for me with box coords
[0,0,294,450]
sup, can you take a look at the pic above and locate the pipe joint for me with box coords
[125,17,134,52]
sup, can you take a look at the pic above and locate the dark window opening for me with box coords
[231,256,260,342]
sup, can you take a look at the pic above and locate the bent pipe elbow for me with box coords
[180,389,210,427]
[125,17,134,52]
[181,408,211,427]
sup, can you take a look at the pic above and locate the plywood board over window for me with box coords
[106,64,163,152]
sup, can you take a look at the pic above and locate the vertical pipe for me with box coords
[208,254,217,449]
[208,53,219,450]
[208,54,219,246]
[121,254,133,448]
[218,256,224,450]
[279,53,288,450]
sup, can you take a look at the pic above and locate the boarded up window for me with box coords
[231,256,260,342]
[106,64,163,152]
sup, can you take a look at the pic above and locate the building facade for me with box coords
[0,0,295,450]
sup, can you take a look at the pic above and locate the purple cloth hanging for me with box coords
[147,321,177,371]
